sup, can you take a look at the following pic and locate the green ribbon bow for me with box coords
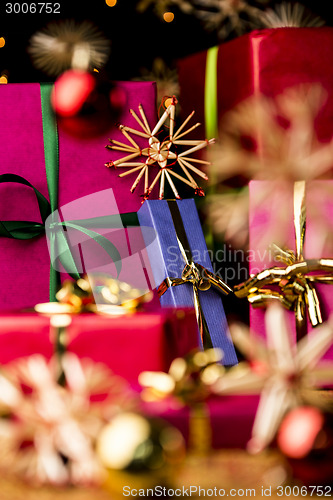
[0,84,139,302]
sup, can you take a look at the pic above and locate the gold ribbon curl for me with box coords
[234,181,333,339]
[158,201,232,349]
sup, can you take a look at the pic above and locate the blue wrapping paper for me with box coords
[138,199,238,366]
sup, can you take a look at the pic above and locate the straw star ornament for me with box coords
[105,97,214,200]
[213,304,333,453]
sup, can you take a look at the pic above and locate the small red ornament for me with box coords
[51,69,126,138]
[277,405,333,486]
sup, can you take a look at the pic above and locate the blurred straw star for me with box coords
[28,20,110,76]
[180,0,265,39]
[0,354,136,486]
[136,0,193,17]
[206,85,333,250]
[135,57,180,111]
[106,96,214,200]
[261,2,325,28]
[213,303,333,453]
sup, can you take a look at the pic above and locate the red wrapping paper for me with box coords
[0,308,198,385]
[177,27,333,141]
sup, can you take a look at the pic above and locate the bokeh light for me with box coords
[163,12,174,22]
[0,37,6,48]
[105,0,117,6]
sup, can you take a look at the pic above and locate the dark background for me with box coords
[1,0,333,83]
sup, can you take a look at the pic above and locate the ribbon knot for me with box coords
[157,200,232,349]
[234,181,333,339]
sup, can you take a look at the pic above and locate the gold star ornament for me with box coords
[105,96,215,201]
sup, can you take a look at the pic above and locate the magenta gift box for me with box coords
[0,81,157,310]
[0,308,198,385]
[249,180,333,360]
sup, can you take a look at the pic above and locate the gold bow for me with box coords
[139,348,224,454]
[35,274,153,316]
[234,181,333,339]
[157,201,232,349]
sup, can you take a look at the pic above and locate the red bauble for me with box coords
[277,406,333,486]
[51,69,127,138]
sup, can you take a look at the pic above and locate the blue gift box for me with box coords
[138,199,238,366]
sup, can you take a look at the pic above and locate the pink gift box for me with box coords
[0,81,157,310]
[249,180,333,360]
[0,308,198,385]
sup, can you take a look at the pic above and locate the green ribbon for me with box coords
[204,46,219,139]
[0,84,140,302]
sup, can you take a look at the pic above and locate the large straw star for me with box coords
[106,96,214,201]
[213,303,333,453]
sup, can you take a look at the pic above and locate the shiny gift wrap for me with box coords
[0,81,157,310]
[142,395,259,450]
[0,308,198,384]
[177,27,333,140]
[137,199,237,365]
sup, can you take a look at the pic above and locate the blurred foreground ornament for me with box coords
[35,274,153,316]
[96,412,186,496]
[106,96,214,200]
[276,405,333,486]
[207,85,333,249]
[212,304,333,454]
[0,353,136,486]
[234,181,333,340]
[139,348,224,405]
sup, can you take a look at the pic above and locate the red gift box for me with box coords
[0,308,198,386]
[177,27,333,141]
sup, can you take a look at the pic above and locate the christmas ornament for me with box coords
[139,348,224,406]
[0,353,136,486]
[35,274,153,316]
[51,70,126,138]
[96,412,186,495]
[212,303,333,454]
[28,19,124,138]
[28,20,110,77]
[277,405,333,486]
[139,348,224,454]
[106,96,214,200]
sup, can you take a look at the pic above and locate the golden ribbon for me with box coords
[139,348,224,454]
[234,181,333,339]
[35,275,153,316]
[157,200,232,349]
